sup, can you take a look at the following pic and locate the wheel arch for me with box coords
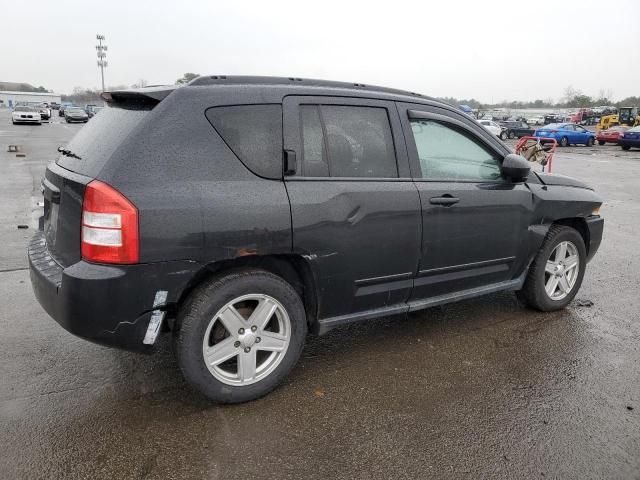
[526,216,591,272]
[552,217,590,255]
[172,254,319,329]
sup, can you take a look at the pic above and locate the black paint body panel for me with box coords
[29,77,605,351]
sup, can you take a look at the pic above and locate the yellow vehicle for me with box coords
[597,107,640,131]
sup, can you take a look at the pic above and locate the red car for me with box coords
[596,125,628,145]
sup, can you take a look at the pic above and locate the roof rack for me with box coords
[189,75,427,99]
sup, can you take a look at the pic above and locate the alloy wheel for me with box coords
[544,241,580,301]
[202,294,291,386]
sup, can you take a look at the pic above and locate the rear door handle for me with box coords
[429,196,460,206]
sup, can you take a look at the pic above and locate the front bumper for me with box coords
[13,117,40,123]
[585,215,604,262]
[28,231,201,353]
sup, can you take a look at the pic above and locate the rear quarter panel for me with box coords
[97,87,292,264]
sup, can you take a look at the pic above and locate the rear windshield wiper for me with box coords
[57,146,82,160]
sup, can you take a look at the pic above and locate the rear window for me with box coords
[205,104,282,179]
[57,105,150,177]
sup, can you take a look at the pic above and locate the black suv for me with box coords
[30,76,604,403]
[500,121,535,139]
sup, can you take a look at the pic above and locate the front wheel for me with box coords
[499,131,507,140]
[621,145,630,151]
[174,269,307,403]
[598,140,605,145]
[508,130,515,139]
[586,137,594,147]
[517,225,586,311]
[559,136,569,147]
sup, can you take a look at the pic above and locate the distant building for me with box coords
[0,91,62,108]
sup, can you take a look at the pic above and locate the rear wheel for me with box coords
[508,130,515,139]
[621,145,631,151]
[586,137,594,147]
[499,130,507,140]
[598,140,605,145]
[559,136,569,147]
[517,225,586,311]
[174,269,307,403]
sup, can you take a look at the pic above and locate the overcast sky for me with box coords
[2,0,639,102]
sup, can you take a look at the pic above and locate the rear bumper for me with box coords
[586,215,604,262]
[619,139,640,148]
[28,232,201,353]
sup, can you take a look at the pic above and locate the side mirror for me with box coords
[501,154,530,181]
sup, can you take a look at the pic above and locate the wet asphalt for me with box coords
[0,110,639,479]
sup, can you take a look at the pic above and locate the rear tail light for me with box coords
[81,180,139,264]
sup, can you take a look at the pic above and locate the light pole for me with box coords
[96,34,108,92]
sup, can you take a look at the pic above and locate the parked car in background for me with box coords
[11,106,42,125]
[571,108,598,126]
[500,121,535,139]
[534,123,595,147]
[479,119,507,140]
[87,106,104,118]
[50,102,61,110]
[64,107,89,123]
[619,126,640,150]
[526,115,544,126]
[59,103,76,117]
[37,104,51,120]
[29,76,603,403]
[596,125,628,145]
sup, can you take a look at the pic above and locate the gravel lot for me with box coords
[1,109,639,479]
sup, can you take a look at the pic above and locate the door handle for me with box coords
[429,195,460,206]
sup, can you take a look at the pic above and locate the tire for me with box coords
[586,137,594,147]
[499,131,507,140]
[508,130,515,139]
[65,119,70,123]
[517,225,586,311]
[598,140,605,145]
[174,269,307,403]
[559,136,569,147]
[621,145,630,151]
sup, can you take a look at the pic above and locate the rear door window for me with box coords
[206,104,282,179]
[57,105,150,177]
[299,105,398,178]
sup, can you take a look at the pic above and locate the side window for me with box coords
[299,104,398,178]
[300,106,328,177]
[563,124,575,131]
[410,119,502,181]
[206,104,282,179]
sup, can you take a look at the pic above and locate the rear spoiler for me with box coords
[101,85,176,106]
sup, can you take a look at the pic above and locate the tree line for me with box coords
[440,86,639,110]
